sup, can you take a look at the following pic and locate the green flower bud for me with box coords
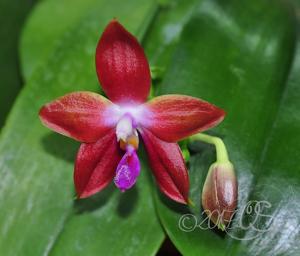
[202,162,237,230]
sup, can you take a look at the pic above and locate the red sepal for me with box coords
[143,95,225,142]
[140,128,189,204]
[39,92,115,143]
[74,130,122,198]
[96,20,151,104]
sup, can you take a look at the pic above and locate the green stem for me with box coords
[150,66,165,80]
[189,133,230,163]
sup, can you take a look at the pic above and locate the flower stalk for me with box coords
[189,133,229,164]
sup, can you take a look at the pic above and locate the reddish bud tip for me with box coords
[202,162,238,229]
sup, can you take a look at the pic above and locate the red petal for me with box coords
[143,95,225,142]
[140,128,189,204]
[39,92,116,143]
[96,20,151,104]
[74,129,122,198]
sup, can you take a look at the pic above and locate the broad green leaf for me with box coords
[0,0,164,255]
[144,0,201,98]
[9,0,300,255]
[20,0,100,80]
[145,0,199,68]
[150,0,300,255]
[20,0,158,81]
[0,0,36,126]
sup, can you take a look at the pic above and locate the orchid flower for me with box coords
[39,20,225,204]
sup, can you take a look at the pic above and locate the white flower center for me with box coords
[116,114,134,142]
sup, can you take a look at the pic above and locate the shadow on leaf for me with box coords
[158,190,191,215]
[41,132,79,163]
[117,185,139,218]
[74,184,115,214]
[74,184,139,218]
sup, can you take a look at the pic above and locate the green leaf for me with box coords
[145,0,199,69]
[20,0,101,80]
[0,0,36,126]
[7,0,300,254]
[151,0,300,255]
[145,0,200,98]
[20,0,157,81]
[0,0,164,255]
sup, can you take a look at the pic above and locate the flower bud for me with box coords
[202,162,237,230]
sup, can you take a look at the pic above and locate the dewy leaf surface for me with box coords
[147,0,299,255]
[0,0,164,255]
